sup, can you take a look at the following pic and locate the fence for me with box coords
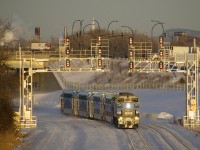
[56,72,185,91]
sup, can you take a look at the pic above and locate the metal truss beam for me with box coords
[128,40,200,128]
[17,38,111,128]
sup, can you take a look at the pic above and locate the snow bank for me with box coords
[157,112,174,119]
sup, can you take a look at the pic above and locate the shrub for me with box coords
[0,130,23,150]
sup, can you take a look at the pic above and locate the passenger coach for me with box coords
[60,90,140,128]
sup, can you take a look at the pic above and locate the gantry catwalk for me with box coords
[16,36,199,128]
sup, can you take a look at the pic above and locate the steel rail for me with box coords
[136,128,151,150]
[124,129,135,150]
[153,124,192,150]
[142,125,175,150]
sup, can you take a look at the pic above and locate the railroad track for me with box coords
[124,128,150,150]
[142,124,194,150]
[153,124,194,150]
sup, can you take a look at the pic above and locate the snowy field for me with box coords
[134,89,185,117]
[15,68,200,150]
[15,89,200,150]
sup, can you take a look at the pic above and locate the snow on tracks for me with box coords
[124,128,150,150]
[142,124,197,150]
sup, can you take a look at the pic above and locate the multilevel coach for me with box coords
[60,90,140,128]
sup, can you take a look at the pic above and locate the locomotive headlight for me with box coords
[126,103,131,109]
[118,116,123,121]
[117,111,121,115]
[135,116,139,120]
[135,110,139,114]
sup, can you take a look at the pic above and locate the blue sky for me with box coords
[1,0,200,40]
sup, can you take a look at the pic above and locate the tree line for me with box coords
[0,19,19,132]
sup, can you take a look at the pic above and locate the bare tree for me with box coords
[0,18,19,132]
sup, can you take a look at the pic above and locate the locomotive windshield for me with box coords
[132,98,139,102]
[117,102,139,109]
[117,97,139,103]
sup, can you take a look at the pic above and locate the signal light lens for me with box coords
[159,50,163,57]
[66,48,70,55]
[129,61,134,69]
[129,37,133,45]
[66,59,70,68]
[159,61,164,69]
[24,68,29,76]
[98,48,102,55]
[159,36,163,47]
[98,36,101,45]
[98,59,102,67]
[129,50,133,57]
[66,38,70,46]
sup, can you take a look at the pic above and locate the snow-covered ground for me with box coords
[16,90,131,150]
[15,68,200,150]
[15,89,200,150]
[134,89,185,117]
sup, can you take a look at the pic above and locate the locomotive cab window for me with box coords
[134,104,139,108]
[117,102,136,110]
[117,98,124,103]
[132,98,139,102]
[117,103,122,108]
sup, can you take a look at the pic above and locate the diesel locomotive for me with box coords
[60,90,140,128]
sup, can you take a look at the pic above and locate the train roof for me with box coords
[118,92,135,96]
[63,89,77,94]
[116,92,139,103]
[92,92,105,96]
[77,90,93,96]
[104,93,117,99]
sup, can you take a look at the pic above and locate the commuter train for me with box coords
[60,89,140,128]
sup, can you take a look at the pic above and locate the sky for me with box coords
[1,0,200,41]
